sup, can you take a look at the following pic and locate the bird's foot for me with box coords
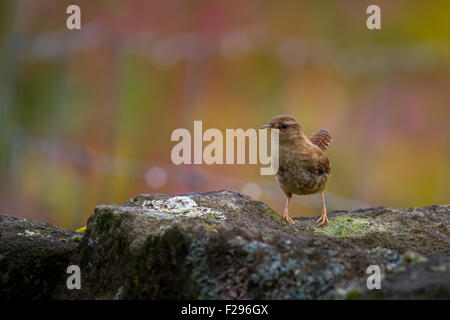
[283,212,294,224]
[316,213,328,227]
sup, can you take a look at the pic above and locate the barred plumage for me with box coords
[309,129,332,152]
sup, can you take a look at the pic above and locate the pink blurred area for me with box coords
[0,0,449,228]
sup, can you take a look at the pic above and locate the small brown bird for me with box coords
[261,115,332,226]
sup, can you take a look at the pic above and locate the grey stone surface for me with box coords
[0,215,78,299]
[1,190,449,299]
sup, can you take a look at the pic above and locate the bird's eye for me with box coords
[281,124,289,129]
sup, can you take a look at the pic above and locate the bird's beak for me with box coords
[260,124,272,129]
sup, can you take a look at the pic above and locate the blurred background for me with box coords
[0,0,449,229]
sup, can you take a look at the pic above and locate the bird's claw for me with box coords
[316,214,328,227]
[283,214,294,224]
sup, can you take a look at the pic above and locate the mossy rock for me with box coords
[1,191,449,300]
[54,191,450,299]
[313,217,385,238]
[0,215,78,299]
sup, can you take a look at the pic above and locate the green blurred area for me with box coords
[0,0,449,228]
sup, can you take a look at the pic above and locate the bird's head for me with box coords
[260,115,303,144]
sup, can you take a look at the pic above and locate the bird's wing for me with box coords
[306,155,331,176]
[309,129,332,152]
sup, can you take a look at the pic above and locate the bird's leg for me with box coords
[283,194,294,224]
[316,191,329,227]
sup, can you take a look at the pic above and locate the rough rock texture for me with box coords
[49,190,450,300]
[0,215,78,299]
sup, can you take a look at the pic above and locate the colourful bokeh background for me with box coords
[0,0,449,229]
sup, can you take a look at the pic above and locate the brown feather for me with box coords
[310,129,332,151]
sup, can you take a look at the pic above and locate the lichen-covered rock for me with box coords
[54,191,450,300]
[0,215,78,299]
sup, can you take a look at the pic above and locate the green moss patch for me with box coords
[345,288,361,300]
[266,208,282,220]
[314,217,384,238]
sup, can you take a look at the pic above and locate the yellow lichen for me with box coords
[200,220,218,232]
[76,226,87,233]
